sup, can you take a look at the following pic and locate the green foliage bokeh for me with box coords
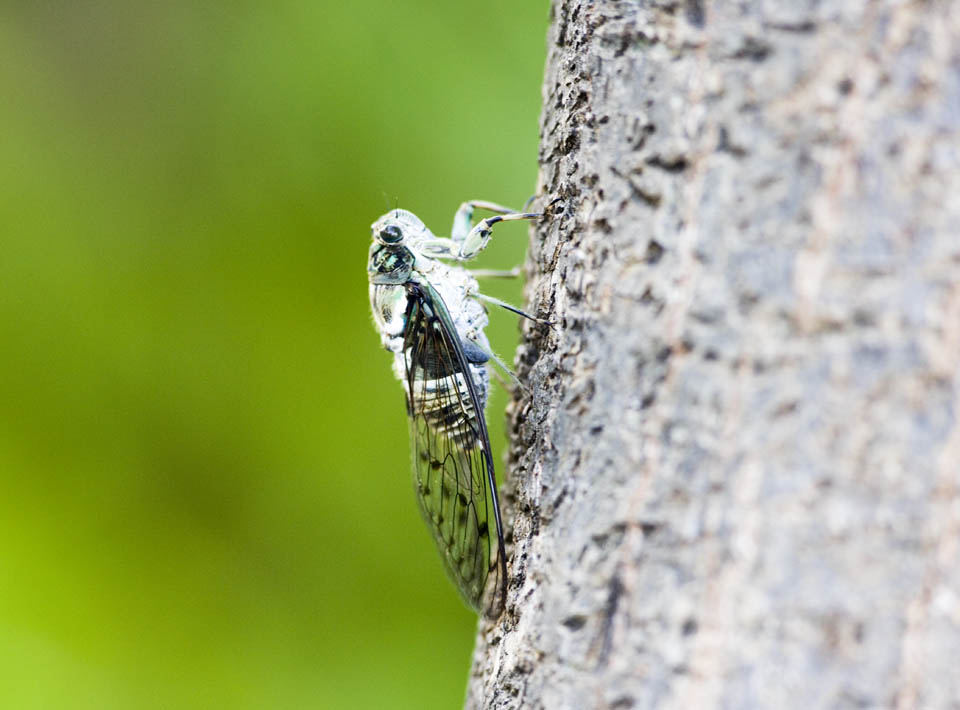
[0,3,548,707]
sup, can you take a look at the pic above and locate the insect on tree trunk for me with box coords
[466,1,960,708]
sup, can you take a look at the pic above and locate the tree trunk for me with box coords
[466,1,960,708]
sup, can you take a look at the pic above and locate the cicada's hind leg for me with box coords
[471,291,553,328]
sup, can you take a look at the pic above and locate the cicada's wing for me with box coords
[402,281,507,617]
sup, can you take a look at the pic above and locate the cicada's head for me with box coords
[370,208,428,247]
[368,209,425,285]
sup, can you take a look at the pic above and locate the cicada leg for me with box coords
[471,291,553,328]
[451,200,519,243]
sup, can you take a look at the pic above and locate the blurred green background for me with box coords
[0,2,548,708]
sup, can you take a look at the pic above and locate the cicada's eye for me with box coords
[379,225,403,244]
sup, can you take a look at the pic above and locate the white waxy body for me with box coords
[366,201,545,616]
[368,210,492,407]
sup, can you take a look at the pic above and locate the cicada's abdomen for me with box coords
[400,285,502,614]
[404,360,486,450]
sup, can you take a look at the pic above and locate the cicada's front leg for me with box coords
[414,208,539,263]
[451,200,519,243]
[457,209,543,260]
[419,198,558,262]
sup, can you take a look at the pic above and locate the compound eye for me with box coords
[379,225,403,244]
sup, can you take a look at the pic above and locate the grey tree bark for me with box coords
[466,1,960,709]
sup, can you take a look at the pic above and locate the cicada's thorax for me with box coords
[371,251,493,448]
[416,258,491,355]
[409,258,492,423]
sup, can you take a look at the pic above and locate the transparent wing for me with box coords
[402,281,507,617]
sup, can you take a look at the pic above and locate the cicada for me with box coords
[368,200,545,617]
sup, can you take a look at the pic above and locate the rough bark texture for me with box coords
[466,1,960,709]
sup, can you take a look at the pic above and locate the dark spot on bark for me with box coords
[563,614,587,631]
[648,153,688,172]
[644,240,664,264]
[593,217,613,234]
[640,521,661,537]
[682,617,699,636]
[773,400,798,417]
[733,36,772,62]
[641,392,656,408]
[764,19,816,33]
[718,126,747,157]
[611,696,636,709]
[685,0,705,27]
[550,486,569,514]
[629,177,662,207]
[738,292,760,313]
[853,308,876,326]
[596,572,625,666]
[837,77,854,95]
